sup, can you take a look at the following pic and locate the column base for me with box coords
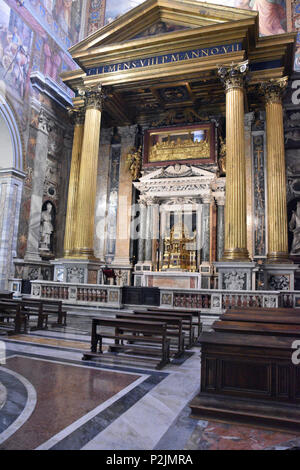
[214,261,256,290]
[71,249,99,261]
[51,259,104,285]
[266,252,293,264]
[222,248,251,262]
[13,258,53,284]
[263,263,299,291]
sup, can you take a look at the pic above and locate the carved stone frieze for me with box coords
[38,109,54,135]
[223,271,247,290]
[134,164,222,201]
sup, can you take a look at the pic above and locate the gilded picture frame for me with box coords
[143,124,215,167]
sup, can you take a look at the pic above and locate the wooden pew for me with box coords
[228,306,300,315]
[0,298,66,329]
[221,309,300,325]
[0,291,13,299]
[190,307,300,431]
[21,298,67,327]
[0,301,28,334]
[214,320,300,336]
[116,312,184,357]
[82,317,170,370]
[146,307,202,341]
[135,309,197,348]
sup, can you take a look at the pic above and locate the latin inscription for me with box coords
[86,42,242,76]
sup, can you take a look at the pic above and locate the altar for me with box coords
[133,162,225,289]
[142,271,201,289]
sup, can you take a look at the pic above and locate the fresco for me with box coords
[26,0,83,49]
[86,0,106,36]
[0,2,33,99]
[104,0,287,37]
[235,0,287,36]
[0,0,79,102]
[292,1,300,71]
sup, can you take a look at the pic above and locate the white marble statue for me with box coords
[289,201,300,255]
[40,203,53,252]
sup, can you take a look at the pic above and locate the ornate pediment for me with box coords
[134,164,220,200]
[140,164,216,181]
[69,0,258,55]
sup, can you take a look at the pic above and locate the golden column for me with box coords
[218,61,250,261]
[261,77,290,263]
[73,86,104,259]
[63,108,85,258]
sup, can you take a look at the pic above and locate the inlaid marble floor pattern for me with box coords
[0,313,300,451]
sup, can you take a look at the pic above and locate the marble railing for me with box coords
[160,288,285,311]
[29,281,122,308]
[9,279,300,312]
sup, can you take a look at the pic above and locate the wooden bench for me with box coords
[0,301,28,334]
[146,307,202,342]
[82,317,170,370]
[137,309,197,348]
[116,312,184,357]
[0,298,66,329]
[0,291,13,299]
[21,298,67,327]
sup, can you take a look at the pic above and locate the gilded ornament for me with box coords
[218,136,226,176]
[149,132,210,162]
[161,223,197,272]
[126,146,142,181]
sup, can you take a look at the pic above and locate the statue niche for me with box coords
[39,201,55,254]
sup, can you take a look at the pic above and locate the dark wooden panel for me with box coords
[122,287,160,306]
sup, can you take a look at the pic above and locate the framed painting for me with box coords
[143,123,215,167]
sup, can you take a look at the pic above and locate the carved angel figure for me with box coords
[126,147,142,181]
[218,136,226,176]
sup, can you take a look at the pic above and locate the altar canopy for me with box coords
[59,0,296,290]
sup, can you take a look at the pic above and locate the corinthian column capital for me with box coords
[78,85,108,111]
[218,60,249,92]
[260,77,288,105]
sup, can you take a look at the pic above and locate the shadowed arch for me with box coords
[0,93,24,172]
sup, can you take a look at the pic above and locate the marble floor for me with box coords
[0,312,300,451]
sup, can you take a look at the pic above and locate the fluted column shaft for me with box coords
[64,109,84,258]
[73,90,104,259]
[218,62,249,261]
[262,78,289,263]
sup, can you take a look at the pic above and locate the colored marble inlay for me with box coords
[186,420,297,451]
[252,133,266,257]
[0,357,139,450]
[6,335,95,352]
